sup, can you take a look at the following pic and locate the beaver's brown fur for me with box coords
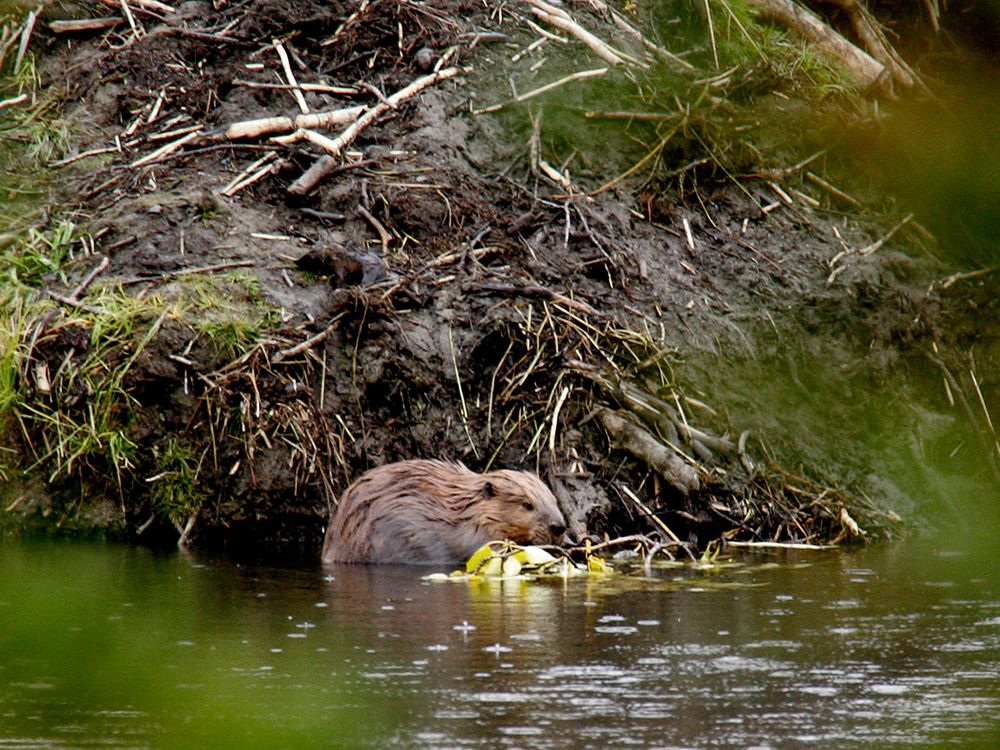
[321,459,568,564]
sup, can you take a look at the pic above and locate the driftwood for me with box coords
[597,408,700,495]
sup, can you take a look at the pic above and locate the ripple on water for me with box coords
[869,684,911,695]
[469,691,532,704]
[594,625,639,635]
[498,726,544,736]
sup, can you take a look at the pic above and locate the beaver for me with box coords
[321,459,569,564]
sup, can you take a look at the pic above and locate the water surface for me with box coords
[1,539,997,749]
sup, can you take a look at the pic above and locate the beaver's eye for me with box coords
[522,500,534,512]
[483,481,495,497]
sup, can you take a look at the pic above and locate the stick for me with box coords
[273,39,309,114]
[220,152,276,195]
[119,0,142,40]
[598,408,700,495]
[805,171,862,208]
[744,0,888,93]
[857,214,911,255]
[285,67,461,195]
[232,79,360,95]
[579,0,695,70]
[129,129,202,167]
[271,314,346,364]
[467,282,605,319]
[47,292,106,314]
[548,385,570,454]
[473,67,608,115]
[304,66,460,160]
[71,256,110,298]
[221,153,280,196]
[49,17,124,34]
[357,205,392,251]
[14,5,40,72]
[120,260,255,285]
[527,0,646,67]
[98,0,174,14]
[0,93,28,110]
[224,106,365,140]
[725,540,835,550]
[287,155,336,196]
[620,484,683,544]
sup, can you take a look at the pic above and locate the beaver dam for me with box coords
[1,0,997,557]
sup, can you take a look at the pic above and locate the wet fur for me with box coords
[322,460,567,564]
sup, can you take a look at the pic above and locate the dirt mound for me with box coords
[4,0,981,552]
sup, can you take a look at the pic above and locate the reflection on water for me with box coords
[1,540,997,748]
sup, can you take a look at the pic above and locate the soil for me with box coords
[7,0,980,551]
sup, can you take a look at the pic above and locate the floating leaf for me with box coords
[517,546,557,566]
[479,556,503,577]
[502,556,522,576]
[465,542,505,574]
[587,555,612,574]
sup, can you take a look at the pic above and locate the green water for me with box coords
[1,539,997,749]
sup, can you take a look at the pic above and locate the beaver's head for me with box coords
[476,469,568,547]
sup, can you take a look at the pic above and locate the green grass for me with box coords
[172,272,283,362]
[148,438,207,526]
[489,0,860,200]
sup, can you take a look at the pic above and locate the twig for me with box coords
[271,314,346,364]
[473,67,608,115]
[467,282,606,320]
[527,0,646,67]
[221,151,280,196]
[177,511,197,547]
[49,17,124,34]
[805,171,862,208]
[14,5,40,72]
[598,408,700,494]
[548,385,570,454]
[702,0,719,68]
[620,484,683,544]
[47,292,106,315]
[744,0,889,94]
[725,540,834,550]
[0,93,28,110]
[273,39,309,114]
[857,214,911,255]
[121,260,256,285]
[287,155,336,196]
[232,79,360,95]
[119,0,143,40]
[935,267,998,291]
[449,326,479,459]
[357,205,392,251]
[130,130,203,167]
[97,0,174,13]
[224,106,365,140]
[71,256,111,298]
[579,0,695,70]
[284,66,461,195]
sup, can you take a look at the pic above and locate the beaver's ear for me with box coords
[483,481,495,497]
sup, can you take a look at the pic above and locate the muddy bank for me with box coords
[2,0,995,552]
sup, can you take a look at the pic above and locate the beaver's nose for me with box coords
[550,523,567,539]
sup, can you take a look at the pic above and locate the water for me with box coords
[1,540,997,749]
